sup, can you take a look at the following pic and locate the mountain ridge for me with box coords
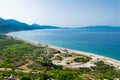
[0,17,120,33]
[0,17,60,33]
[31,24,60,29]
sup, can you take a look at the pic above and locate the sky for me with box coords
[0,0,120,27]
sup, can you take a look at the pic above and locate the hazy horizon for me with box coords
[0,0,120,27]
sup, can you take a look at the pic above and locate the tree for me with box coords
[21,76,31,80]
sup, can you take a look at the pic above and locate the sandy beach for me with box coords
[6,33,120,69]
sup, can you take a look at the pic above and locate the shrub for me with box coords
[73,57,91,63]
[55,71,82,80]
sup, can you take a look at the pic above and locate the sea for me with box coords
[11,29,120,61]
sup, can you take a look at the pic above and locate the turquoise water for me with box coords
[12,29,120,61]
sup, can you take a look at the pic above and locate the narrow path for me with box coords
[18,59,33,71]
[0,59,41,73]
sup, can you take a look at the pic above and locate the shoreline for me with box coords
[6,33,120,69]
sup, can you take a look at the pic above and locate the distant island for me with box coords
[78,25,120,29]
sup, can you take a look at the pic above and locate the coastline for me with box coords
[6,32,120,69]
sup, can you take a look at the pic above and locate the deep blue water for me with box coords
[12,29,120,61]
